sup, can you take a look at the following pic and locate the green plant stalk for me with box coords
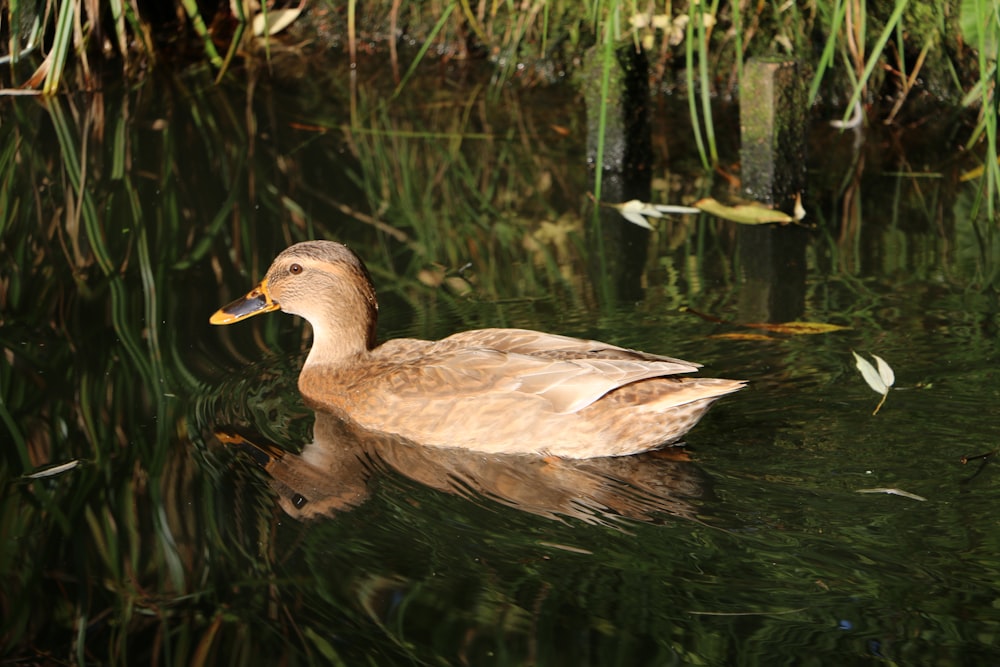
[256,1,274,64]
[985,137,997,227]
[894,14,907,84]
[131,178,174,457]
[123,0,154,59]
[393,3,456,98]
[685,5,709,170]
[979,0,999,222]
[43,0,76,95]
[179,0,223,67]
[0,395,30,470]
[590,6,617,306]
[46,100,115,274]
[457,0,487,44]
[699,0,719,165]
[108,0,129,62]
[217,16,247,82]
[0,151,16,249]
[9,0,22,65]
[48,101,159,392]
[808,0,848,106]
[839,0,910,125]
[541,1,550,59]
[731,0,743,85]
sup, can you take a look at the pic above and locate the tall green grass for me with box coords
[3,1,995,171]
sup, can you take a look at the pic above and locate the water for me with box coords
[2,59,999,665]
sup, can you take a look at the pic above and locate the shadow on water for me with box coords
[2,57,1000,664]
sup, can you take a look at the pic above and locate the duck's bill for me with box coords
[209,279,280,325]
[215,428,285,469]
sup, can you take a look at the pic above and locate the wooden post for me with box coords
[582,44,651,304]
[738,58,809,323]
[740,58,807,211]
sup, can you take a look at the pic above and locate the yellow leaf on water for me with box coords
[746,321,851,335]
[708,332,778,342]
[693,197,795,225]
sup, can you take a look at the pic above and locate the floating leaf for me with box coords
[615,199,701,229]
[852,351,895,415]
[708,332,778,342]
[873,354,895,388]
[693,197,795,225]
[856,487,926,502]
[747,321,850,335]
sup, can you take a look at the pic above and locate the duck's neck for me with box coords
[292,269,378,369]
[302,319,373,369]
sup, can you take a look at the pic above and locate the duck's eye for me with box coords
[289,263,303,275]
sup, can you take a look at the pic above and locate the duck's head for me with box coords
[211,241,378,361]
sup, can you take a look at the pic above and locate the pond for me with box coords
[3,55,999,665]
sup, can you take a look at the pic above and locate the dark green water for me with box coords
[2,61,999,665]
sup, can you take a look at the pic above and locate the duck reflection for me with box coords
[218,410,711,525]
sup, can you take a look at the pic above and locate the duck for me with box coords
[210,240,744,458]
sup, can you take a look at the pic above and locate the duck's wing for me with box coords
[369,344,702,414]
[437,328,703,369]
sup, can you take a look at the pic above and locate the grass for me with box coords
[1,1,995,205]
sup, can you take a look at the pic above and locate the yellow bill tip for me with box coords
[209,280,280,325]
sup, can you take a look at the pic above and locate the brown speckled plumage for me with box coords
[212,240,744,458]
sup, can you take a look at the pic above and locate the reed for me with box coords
[3,1,995,169]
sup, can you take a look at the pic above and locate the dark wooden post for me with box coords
[738,58,808,323]
[582,44,651,304]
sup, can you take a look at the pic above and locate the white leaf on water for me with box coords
[852,351,896,415]
[617,200,700,229]
[873,354,895,388]
[853,351,889,394]
[856,487,926,502]
[621,210,654,229]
